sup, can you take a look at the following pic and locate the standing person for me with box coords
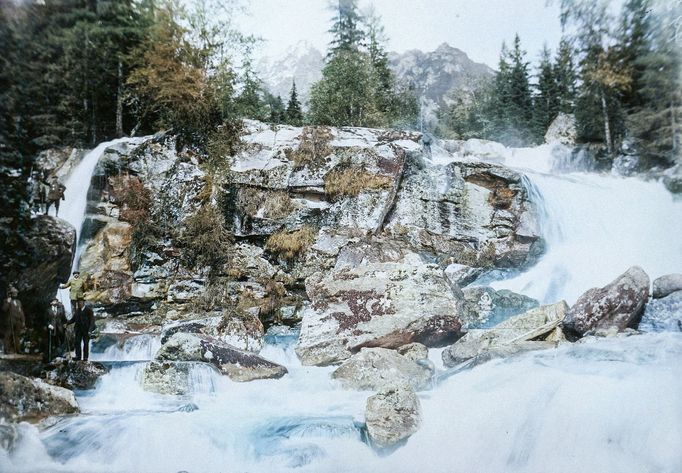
[45,176,66,216]
[60,271,86,316]
[68,304,95,361]
[45,298,67,361]
[421,132,433,156]
[1,287,25,354]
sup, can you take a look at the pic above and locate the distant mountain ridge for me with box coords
[257,41,495,124]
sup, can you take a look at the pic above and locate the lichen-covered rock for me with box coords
[564,266,650,336]
[396,342,429,362]
[385,158,542,269]
[296,262,463,366]
[161,308,264,352]
[639,291,682,332]
[459,286,539,328]
[44,360,109,390]
[156,332,287,382]
[332,347,433,391]
[365,383,422,448]
[442,301,568,367]
[0,372,78,422]
[652,273,682,299]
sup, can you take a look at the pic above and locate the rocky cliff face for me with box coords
[67,121,542,367]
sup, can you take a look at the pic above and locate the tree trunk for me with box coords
[600,88,612,155]
[116,59,124,137]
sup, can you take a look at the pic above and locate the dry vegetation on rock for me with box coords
[265,225,317,260]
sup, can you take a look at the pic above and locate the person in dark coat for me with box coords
[68,303,95,361]
[1,287,25,354]
[45,176,66,216]
[45,298,68,361]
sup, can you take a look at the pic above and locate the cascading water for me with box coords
[55,138,145,315]
[487,143,682,304]
[2,141,681,473]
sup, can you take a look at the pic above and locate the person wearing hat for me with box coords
[68,303,95,361]
[1,286,25,354]
[45,298,67,361]
[60,271,87,316]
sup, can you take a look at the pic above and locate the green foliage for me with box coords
[309,2,417,128]
[286,82,304,125]
[532,46,560,141]
[177,205,233,274]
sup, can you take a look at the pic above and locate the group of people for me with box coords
[1,271,95,362]
[27,171,66,216]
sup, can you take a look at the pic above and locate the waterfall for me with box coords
[3,140,681,473]
[490,144,682,304]
[55,137,145,314]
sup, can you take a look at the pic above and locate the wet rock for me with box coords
[640,291,682,332]
[0,372,78,422]
[296,262,463,366]
[13,216,75,325]
[544,113,577,145]
[396,342,429,362]
[0,419,19,452]
[652,274,682,299]
[156,333,287,382]
[663,164,682,194]
[444,263,484,288]
[385,158,542,269]
[612,154,641,177]
[44,360,109,390]
[459,286,539,328]
[442,301,568,367]
[331,348,433,391]
[564,266,650,336]
[161,308,264,352]
[141,360,193,395]
[365,383,422,448]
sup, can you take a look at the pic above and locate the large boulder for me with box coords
[156,332,287,382]
[639,291,682,332]
[385,158,543,269]
[160,308,265,353]
[442,301,569,368]
[652,274,682,299]
[0,372,78,422]
[13,216,75,324]
[296,262,463,366]
[365,383,422,449]
[331,348,433,391]
[544,113,577,145]
[44,360,109,390]
[564,266,650,336]
[662,164,682,194]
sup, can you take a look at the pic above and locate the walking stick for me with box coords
[48,327,53,362]
[8,312,17,354]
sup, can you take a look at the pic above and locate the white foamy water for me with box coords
[3,140,681,473]
[490,144,682,304]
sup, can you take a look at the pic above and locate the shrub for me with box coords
[177,205,232,273]
[205,120,244,173]
[265,225,317,260]
[285,126,333,168]
[324,166,393,198]
[239,188,294,219]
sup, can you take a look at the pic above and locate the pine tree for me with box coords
[286,81,304,125]
[553,39,577,113]
[328,0,364,56]
[532,46,560,141]
[265,93,286,124]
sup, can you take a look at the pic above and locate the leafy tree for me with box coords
[286,81,304,125]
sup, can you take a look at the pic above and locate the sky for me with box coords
[238,0,565,69]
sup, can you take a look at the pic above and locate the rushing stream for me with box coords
[2,140,681,473]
